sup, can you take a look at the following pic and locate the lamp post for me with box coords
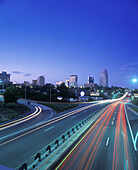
[50,85,51,103]
[25,85,26,101]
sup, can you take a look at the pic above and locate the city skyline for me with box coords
[0,0,138,88]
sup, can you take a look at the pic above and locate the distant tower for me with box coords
[69,75,78,87]
[37,76,45,86]
[65,78,69,87]
[87,76,94,84]
[100,69,108,87]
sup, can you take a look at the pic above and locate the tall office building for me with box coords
[37,76,45,86]
[0,71,10,83]
[100,69,108,87]
[70,75,78,87]
[87,76,94,84]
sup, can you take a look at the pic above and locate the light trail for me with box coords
[56,102,119,169]
[112,103,133,170]
[0,102,109,146]
[0,106,39,130]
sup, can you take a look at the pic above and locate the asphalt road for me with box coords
[52,100,138,170]
[0,100,110,169]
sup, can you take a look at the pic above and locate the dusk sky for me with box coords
[0,0,138,88]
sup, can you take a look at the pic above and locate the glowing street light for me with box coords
[80,91,85,97]
[132,78,137,83]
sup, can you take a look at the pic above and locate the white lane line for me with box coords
[134,132,138,147]
[44,126,54,132]
[71,116,75,119]
[112,121,114,125]
[106,137,110,146]
[125,105,137,151]
[124,160,129,170]
[0,107,42,140]
[113,117,115,120]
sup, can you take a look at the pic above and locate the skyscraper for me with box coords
[37,76,45,86]
[100,69,108,87]
[69,75,78,87]
[87,76,94,84]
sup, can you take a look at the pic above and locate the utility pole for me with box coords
[50,85,51,102]
[25,85,26,101]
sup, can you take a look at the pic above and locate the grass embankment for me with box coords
[38,102,78,113]
[131,107,138,113]
[0,102,30,123]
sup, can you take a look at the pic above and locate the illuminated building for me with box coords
[32,80,37,86]
[37,76,45,86]
[56,81,64,86]
[65,78,69,87]
[69,75,78,87]
[87,76,94,84]
[0,71,10,83]
[100,69,108,87]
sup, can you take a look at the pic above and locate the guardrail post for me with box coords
[62,135,65,142]
[72,128,75,133]
[35,153,41,162]
[19,163,27,170]
[67,131,70,138]
[55,139,59,149]
[46,145,51,157]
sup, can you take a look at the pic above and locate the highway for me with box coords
[0,99,111,169]
[52,100,138,170]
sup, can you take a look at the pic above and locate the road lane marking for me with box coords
[134,132,138,146]
[124,105,137,151]
[71,116,75,119]
[0,103,106,146]
[113,117,115,120]
[124,160,129,170]
[44,126,54,132]
[112,121,114,125]
[106,137,110,146]
[0,99,123,146]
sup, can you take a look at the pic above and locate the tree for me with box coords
[56,83,70,99]
[4,87,19,104]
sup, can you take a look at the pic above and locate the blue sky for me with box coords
[0,0,138,88]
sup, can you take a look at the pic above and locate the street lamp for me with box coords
[49,84,52,102]
[132,78,137,83]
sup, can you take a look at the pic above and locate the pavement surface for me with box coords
[0,99,110,169]
[51,100,138,170]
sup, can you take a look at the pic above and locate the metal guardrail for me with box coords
[16,107,103,170]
